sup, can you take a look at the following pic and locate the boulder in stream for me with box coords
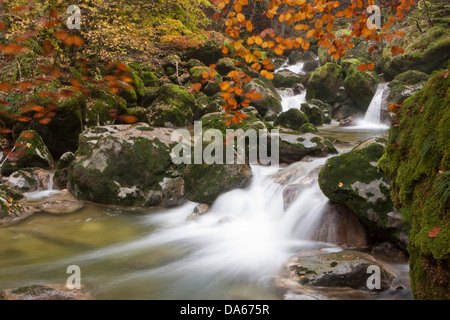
[278,250,395,291]
[68,123,186,207]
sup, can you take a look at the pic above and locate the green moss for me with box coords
[274,108,309,130]
[306,63,345,104]
[378,71,449,299]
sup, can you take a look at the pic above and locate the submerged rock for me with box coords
[39,200,85,215]
[278,250,394,291]
[0,284,92,300]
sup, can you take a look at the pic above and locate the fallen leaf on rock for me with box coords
[428,227,441,238]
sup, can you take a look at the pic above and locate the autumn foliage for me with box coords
[197,0,414,124]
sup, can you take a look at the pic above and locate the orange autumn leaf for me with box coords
[21,131,35,139]
[428,227,441,238]
[391,46,405,56]
[118,115,139,124]
[63,35,84,47]
[192,82,202,92]
[39,117,53,125]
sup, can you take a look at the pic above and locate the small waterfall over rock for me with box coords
[360,83,390,127]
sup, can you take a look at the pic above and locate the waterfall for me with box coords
[276,58,307,112]
[278,88,307,112]
[23,172,60,200]
[361,83,390,127]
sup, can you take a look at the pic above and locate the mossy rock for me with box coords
[308,99,333,124]
[378,70,450,299]
[0,188,26,219]
[298,122,318,133]
[243,77,283,116]
[300,103,325,126]
[342,58,381,111]
[4,169,38,193]
[380,25,450,80]
[306,63,346,104]
[189,66,223,96]
[14,130,54,169]
[279,132,337,164]
[142,71,159,87]
[53,152,76,189]
[319,141,409,249]
[274,108,309,130]
[273,69,304,88]
[30,91,86,159]
[147,84,196,127]
[215,57,237,75]
[183,163,252,204]
[386,70,429,106]
[69,124,185,207]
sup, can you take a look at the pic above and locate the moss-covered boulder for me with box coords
[14,130,54,169]
[279,132,337,164]
[308,99,333,124]
[4,169,38,192]
[380,25,450,80]
[273,69,305,89]
[273,108,309,130]
[200,108,270,136]
[0,187,26,219]
[54,152,76,189]
[189,66,223,96]
[68,123,186,207]
[280,250,394,291]
[298,122,318,134]
[386,70,429,106]
[215,57,237,75]
[147,84,196,127]
[319,141,409,250]
[300,103,325,126]
[378,70,449,299]
[342,59,381,111]
[243,77,283,116]
[306,63,346,104]
[183,163,252,204]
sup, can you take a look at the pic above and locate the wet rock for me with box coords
[371,241,407,261]
[279,133,337,164]
[278,250,394,291]
[183,163,252,204]
[311,202,370,248]
[4,169,38,192]
[274,108,309,130]
[318,141,410,250]
[243,77,282,116]
[39,199,85,215]
[0,284,92,300]
[339,117,356,127]
[186,203,210,220]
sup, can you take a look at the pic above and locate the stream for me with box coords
[0,61,411,300]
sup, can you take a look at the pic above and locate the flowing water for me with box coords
[353,83,390,130]
[0,65,411,300]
